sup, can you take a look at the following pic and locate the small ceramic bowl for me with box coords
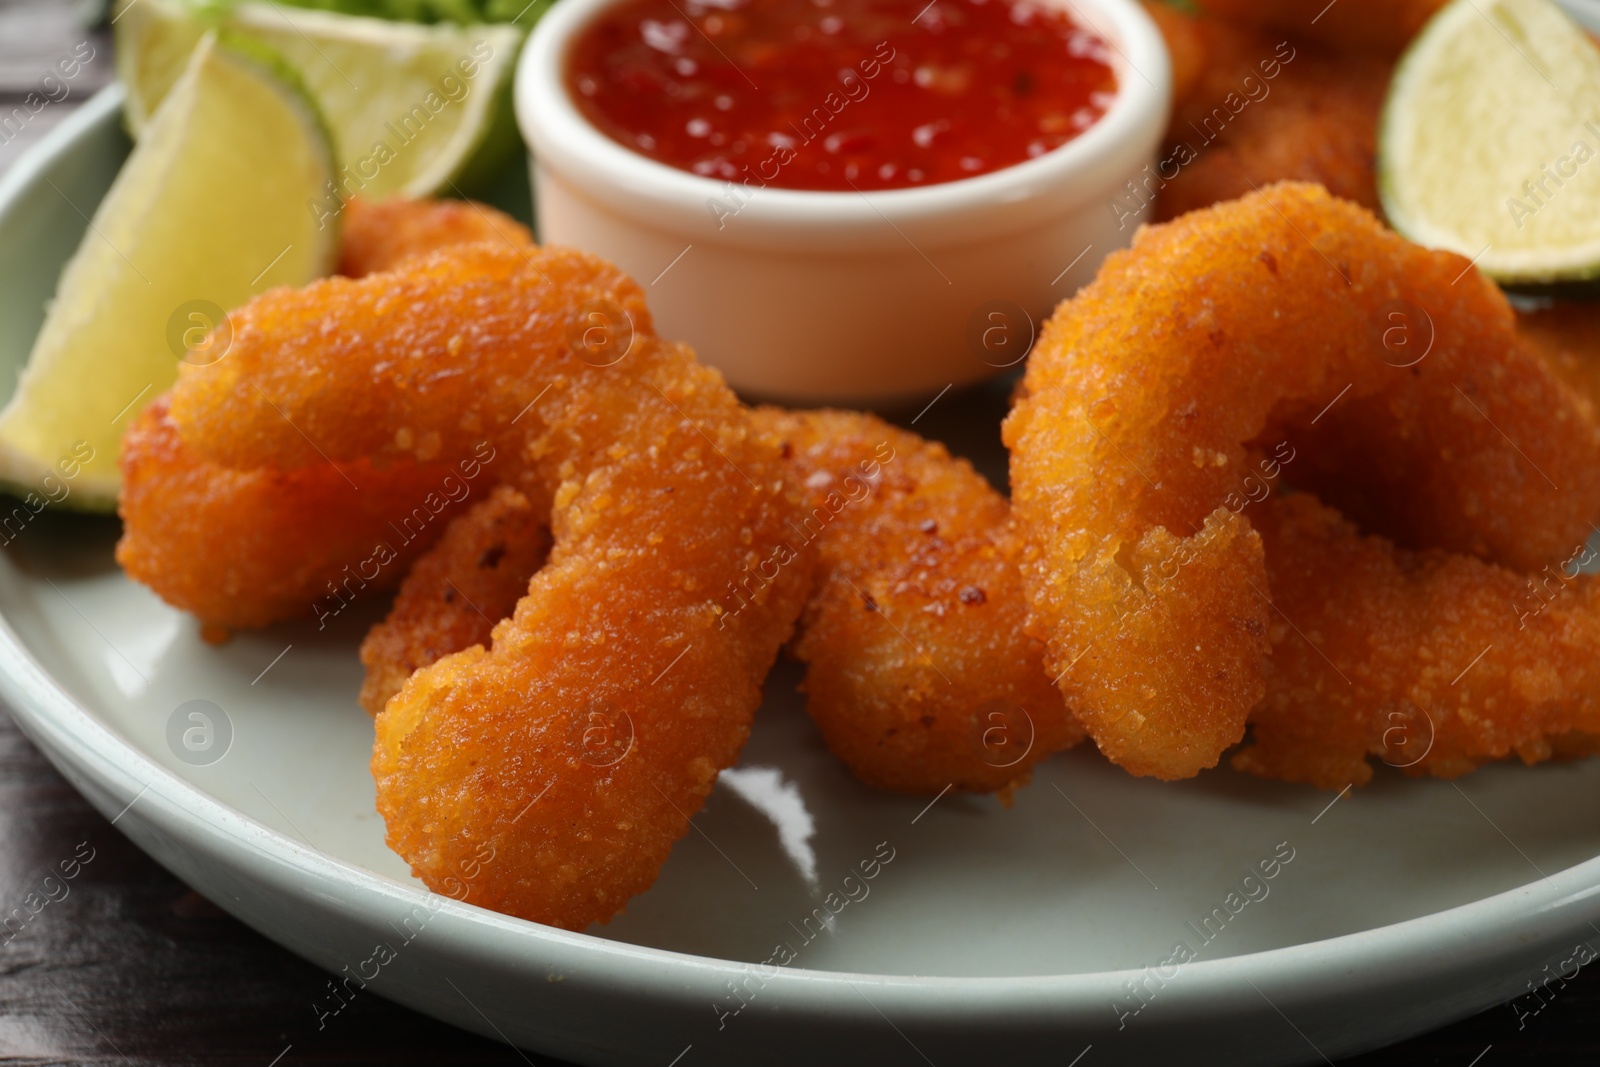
[516,0,1170,404]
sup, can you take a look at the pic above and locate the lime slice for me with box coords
[115,0,526,198]
[0,33,336,509]
[1379,0,1600,283]
[276,0,556,25]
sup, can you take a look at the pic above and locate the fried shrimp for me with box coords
[118,196,531,634]
[1004,183,1600,780]
[359,404,1082,797]
[358,484,551,715]
[337,196,533,277]
[1235,493,1600,789]
[116,396,466,631]
[164,243,811,929]
[1277,304,1600,564]
[753,408,1083,797]
[1144,5,1388,221]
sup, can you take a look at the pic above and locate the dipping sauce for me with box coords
[566,0,1119,192]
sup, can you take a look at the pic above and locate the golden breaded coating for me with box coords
[358,405,1082,797]
[1274,306,1600,563]
[1197,0,1447,58]
[116,397,465,630]
[161,243,811,930]
[169,246,645,470]
[1004,183,1600,780]
[1236,493,1600,788]
[753,408,1084,797]
[358,485,551,715]
[337,196,533,278]
[118,197,537,634]
[1145,6,1388,221]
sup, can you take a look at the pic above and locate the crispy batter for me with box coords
[1196,0,1447,58]
[1005,183,1600,780]
[358,484,551,715]
[359,405,1083,797]
[1276,306,1600,563]
[162,243,810,930]
[118,196,533,633]
[753,408,1084,797]
[1146,6,1388,221]
[116,396,463,630]
[169,246,644,470]
[337,196,532,278]
[1236,493,1600,788]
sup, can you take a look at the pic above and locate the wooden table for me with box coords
[1,1,1596,1062]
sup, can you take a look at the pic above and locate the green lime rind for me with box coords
[136,0,543,29]
[277,0,548,26]
[214,29,343,199]
[115,0,528,198]
[1378,0,1600,285]
[447,58,522,194]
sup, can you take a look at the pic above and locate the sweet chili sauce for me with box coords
[566,0,1119,192]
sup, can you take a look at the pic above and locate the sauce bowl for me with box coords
[516,0,1170,404]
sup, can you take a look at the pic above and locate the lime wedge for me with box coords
[0,33,336,508]
[1379,0,1600,283]
[275,0,555,25]
[114,0,526,198]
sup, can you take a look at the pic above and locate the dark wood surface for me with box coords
[1,1,1597,1063]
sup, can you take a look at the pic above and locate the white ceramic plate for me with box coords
[4,85,1600,1067]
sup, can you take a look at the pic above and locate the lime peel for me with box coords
[115,0,526,199]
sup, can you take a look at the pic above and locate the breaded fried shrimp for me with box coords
[754,408,1083,797]
[1238,493,1600,788]
[118,196,534,633]
[361,406,1083,797]
[358,484,551,715]
[1145,5,1388,221]
[116,397,465,630]
[1005,183,1600,780]
[163,243,811,929]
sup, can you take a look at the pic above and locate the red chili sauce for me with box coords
[566,0,1119,192]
